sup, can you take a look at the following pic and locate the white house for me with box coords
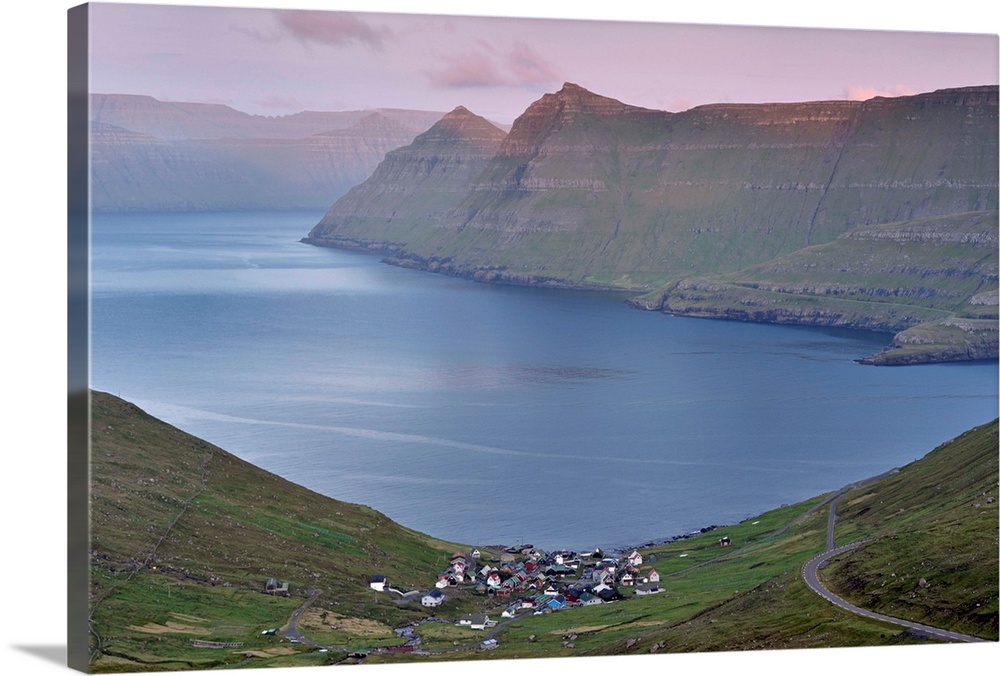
[422,590,445,607]
[457,614,490,630]
[627,550,643,567]
[369,575,387,592]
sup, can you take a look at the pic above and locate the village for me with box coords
[362,537,728,651]
[262,529,735,657]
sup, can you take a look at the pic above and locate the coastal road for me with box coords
[802,493,988,643]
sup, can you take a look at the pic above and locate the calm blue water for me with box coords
[90,211,999,551]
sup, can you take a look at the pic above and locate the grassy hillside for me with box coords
[642,211,999,363]
[87,390,470,672]
[84,390,997,671]
[823,420,999,638]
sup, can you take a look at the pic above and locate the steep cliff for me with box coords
[306,83,998,291]
[303,106,509,252]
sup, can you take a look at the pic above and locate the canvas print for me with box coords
[67,2,999,674]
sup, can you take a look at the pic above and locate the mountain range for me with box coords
[88,94,452,211]
[304,83,999,364]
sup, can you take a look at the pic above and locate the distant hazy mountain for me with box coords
[305,83,998,363]
[88,94,450,211]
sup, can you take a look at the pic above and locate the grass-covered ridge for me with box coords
[88,390,472,672]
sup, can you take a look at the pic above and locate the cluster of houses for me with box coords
[375,545,667,624]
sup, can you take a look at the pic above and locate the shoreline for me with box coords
[301,235,998,367]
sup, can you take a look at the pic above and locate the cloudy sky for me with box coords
[85,0,999,124]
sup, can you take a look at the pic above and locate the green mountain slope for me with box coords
[823,420,999,638]
[87,390,467,672]
[307,84,997,288]
[301,106,508,254]
[640,211,999,363]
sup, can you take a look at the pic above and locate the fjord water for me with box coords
[90,211,998,551]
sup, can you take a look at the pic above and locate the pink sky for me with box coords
[86,0,999,124]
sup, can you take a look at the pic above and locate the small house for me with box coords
[457,614,490,630]
[719,536,732,547]
[636,583,662,596]
[627,550,643,567]
[369,575,387,592]
[264,578,289,596]
[421,590,445,607]
[596,586,623,602]
[647,568,660,583]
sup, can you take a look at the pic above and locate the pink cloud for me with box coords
[427,52,507,88]
[844,85,917,100]
[274,10,389,49]
[506,42,561,85]
[427,42,562,89]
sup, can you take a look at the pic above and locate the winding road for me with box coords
[801,483,988,643]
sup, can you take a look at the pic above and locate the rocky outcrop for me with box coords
[858,318,999,365]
